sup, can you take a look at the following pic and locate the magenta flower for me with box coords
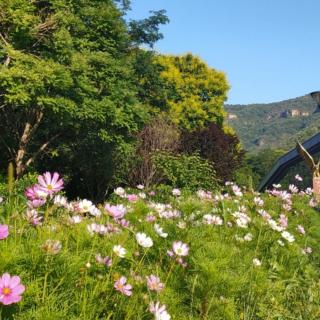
[0,225,9,240]
[146,275,164,292]
[37,172,64,194]
[25,185,39,200]
[127,194,138,202]
[0,273,25,305]
[27,198,46,209]
[114,276,132,296]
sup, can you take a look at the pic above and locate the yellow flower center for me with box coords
[2,287,11,295]
[47,184,53,190]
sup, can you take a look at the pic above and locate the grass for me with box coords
[0,180,320,319]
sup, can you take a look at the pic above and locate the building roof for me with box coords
[258,132,320,191]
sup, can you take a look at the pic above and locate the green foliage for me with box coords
[156,54,230,130]
[245,148,285,188]
[0,0,169,199]
[153,152,218,190]
[0,184,320,318]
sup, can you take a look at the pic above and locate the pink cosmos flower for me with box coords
[295,174,303,182]
[0,225,9,240]
[37,172,64,194]
[95,254,112,267]
[26,209,42,226]
[0,273,25,305]
[172,241,189,256]
[278,214,288,228]
[296,225,305,235]
[104,204,126,219]
[114,276,132,296]
[146,275,164,292]
[25,185,41,200]
[127,194,138,202]
[27,198,46,209]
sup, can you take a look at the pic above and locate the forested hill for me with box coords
[225,94,320,153]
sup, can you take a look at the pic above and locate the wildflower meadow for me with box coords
[0,172,320,319]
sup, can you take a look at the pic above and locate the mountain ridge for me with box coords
[225,93,320,153]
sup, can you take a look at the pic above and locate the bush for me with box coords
[129,117,181,187]
[180,123,245,183]
[152,152,218,190]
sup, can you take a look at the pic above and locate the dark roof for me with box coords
[258,132,320,191]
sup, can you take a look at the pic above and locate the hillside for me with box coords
[225,94,320,152]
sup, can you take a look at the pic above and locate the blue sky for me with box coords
[126,0,320,104]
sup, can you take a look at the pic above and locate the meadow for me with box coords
[0,173,319,319]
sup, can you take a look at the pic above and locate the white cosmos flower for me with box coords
[78,199,95,213]
[113,245,127,258]
[70,215,82,224]
[136,232,153,248]
[281,231,295,243]
[172,188,181,196]
[253,258,261,266]
[114,187,126,197]
[154,224,168,238]
[54,195,68,207]
[244,233,253,241]
[203,214,223,225]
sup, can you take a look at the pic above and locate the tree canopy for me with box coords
[156,54,230,130]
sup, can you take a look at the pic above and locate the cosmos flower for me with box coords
[172,188,181,196]
[77,199,95,214]
[25,209,42,226]
[127,194,138,202]
[113,245,127,258]
[253,258,261,267]
[53,195,68,208]
[146,275,164,292]
[41,239,62,254]
[203,214,223,225]
[136,233,153,248]
[37,172,64,194]
[281,231,295,243]
[114,276,132,296]
[0,273,25,305]
[69,215,82,224]
[296,225,305,235]
[105,204,126,219]
[0,225,9,240]
[172,241,189,256]
[95,254,112,267]
[149,302,171,320]
[295,174,303,181]
[154,224,168,238]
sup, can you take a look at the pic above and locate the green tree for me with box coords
[0,0,168,199]
[155,53,230,130]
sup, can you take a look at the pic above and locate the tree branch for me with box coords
[25,133,61,168]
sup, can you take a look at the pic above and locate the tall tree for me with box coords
[155,53,230,130]
[0,0,168,186]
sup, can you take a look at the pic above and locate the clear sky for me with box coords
[126,0,320,104]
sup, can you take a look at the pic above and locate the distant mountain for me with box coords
[225,94,320,153]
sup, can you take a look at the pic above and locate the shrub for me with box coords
[152,152,218,190]
[180,122,245,182]
[130,117,180,187]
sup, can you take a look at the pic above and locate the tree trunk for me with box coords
[14,110,43,177]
